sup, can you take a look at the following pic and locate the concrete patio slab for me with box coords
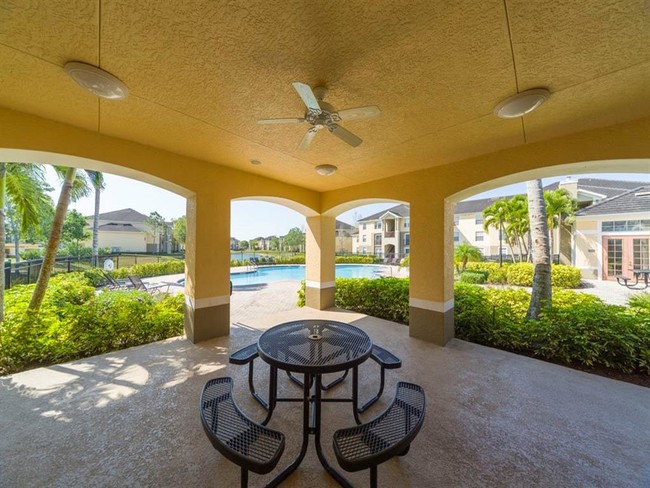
[1,305,648,487]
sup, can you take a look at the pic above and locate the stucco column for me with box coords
[408,199,455,345]
[183,193,231,342]
[305,215,336,309]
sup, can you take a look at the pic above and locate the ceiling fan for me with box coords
[257,82,381,150]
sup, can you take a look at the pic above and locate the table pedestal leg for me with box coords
[261,366,277,426]
[264,373,311,488]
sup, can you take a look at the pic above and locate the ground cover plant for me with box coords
[0,273,184,375]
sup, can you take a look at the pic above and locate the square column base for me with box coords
[305,285,335,310]
[184,301,230,343]
[409,306,454,345]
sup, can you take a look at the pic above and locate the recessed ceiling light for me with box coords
[315,164,337,176]
[250,159,262,165]
[493,88,550,119]
[64,61,129,100]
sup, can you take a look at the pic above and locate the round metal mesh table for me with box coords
[257,319,372,374]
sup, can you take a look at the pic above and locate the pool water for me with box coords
[230,264,384,286]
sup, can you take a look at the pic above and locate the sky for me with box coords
[45,167,648,241]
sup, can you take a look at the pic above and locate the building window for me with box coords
[453,215,459,225]
[602,220,650,232]
[374,233,382,245]
[374,221,382,229]
[454,230,460,243]
[404,218,410,228]
[475,214,483,225]
[403,233,410,247]
[475,231,484,242]
[362,223,366,230]
[362,235,367,242]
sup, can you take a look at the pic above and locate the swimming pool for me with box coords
[230,264,385,286]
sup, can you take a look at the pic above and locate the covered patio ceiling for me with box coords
[1,1,648,192]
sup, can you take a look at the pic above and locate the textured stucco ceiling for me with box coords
[1,0,649,191]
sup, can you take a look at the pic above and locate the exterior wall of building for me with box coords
[574,219,600,279]
[335,235,352,253]
[95,231,148,252]
[352,215,407,257]
[454,212,504,258]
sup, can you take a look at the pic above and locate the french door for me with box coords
[603,236,650,280]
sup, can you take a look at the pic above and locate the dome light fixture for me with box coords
[250,159,262,165]
[315,164,337,176]
[493,88,550,119]
[64,61,129,100]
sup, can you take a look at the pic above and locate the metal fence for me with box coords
[3,254,182,289]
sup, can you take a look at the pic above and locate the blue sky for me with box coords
[45,167,648,241]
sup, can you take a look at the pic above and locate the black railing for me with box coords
[3,253,183,289]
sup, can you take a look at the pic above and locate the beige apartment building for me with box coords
[353,179,650,280]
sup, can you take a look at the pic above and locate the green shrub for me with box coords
[335,255,377,264]
[399,255,410,268]
[111,260,185,279]
[0,272,184,375]
[21,249,43,260]
[506,263,534,286]
[459,272,486,284]
[628,292,650,312]
[298,277,409,324]
[274,255,306,264]
[454,283,649,374]
[551,265,582,288]
[465,262,507,284]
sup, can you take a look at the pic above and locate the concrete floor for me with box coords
[1,287,649,487]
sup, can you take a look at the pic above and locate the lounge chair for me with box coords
[128,275,170,295]
[102,271,132,290]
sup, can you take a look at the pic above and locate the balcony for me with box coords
[1,305,646,486]
[384,231,395,238]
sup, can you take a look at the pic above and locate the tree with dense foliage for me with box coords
[269,235,279,251]
[503,195,529,262]
[544,188,577,259]
[239,240,249,250]
[62,209,91,257]
[283,227,305,252]
[454,243,483,273]
[172,216,186,248]
[85,170,105,266]
[526,179,552,320]
[0,162,51,320]
[145,211,166,253]
[483,199,509,266]
[29,166,90,313]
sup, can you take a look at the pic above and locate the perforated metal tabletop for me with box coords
[257,319,372,374]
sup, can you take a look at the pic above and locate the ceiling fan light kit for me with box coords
[315,164,337,176]
[258,82,381,150]
[64,61,129,100]
[493,88,550,119]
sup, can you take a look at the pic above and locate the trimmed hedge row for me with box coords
[464,262,582,288]
[298,277,409,324]
[0,273,184,375]
[454,283,649,374]
[83,260,185,287]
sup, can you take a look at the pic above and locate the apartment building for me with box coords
[352,204,410,258]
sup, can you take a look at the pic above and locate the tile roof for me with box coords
[576,186,650,216]
[455,196,513,214]
[97,223,142,233]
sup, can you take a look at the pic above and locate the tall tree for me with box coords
[544,188,577,261]
[172,216,186,249]
[504,195,529,262]
[526,179,552,320]
[283,227,305,252]
[483,199,509,266]
[29,167,90,313]
[85,170,105,266]
[145,211,166,253]
[0,162,51,320]
[61,209,91,257]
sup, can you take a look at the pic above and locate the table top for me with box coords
[257,319,372,374]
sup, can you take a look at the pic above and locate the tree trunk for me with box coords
[13,232,20,263]
[92,183,100,266]
[0,163,6,321]
[28,167,76,312]
[526,179,552,320]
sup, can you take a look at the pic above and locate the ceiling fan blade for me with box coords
[328,124,362,147]
[292,82,321,114]
[335,105,381,122]
[257,118,305,125]
[298,127,319,150]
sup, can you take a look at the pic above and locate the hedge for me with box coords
[464,262,582,288]
[298,277,409,324]
[0,273,184,375]
[459,271,487,284]
[454,283,649,374]
[83,260,185,287]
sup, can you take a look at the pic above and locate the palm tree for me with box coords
[28,166,90,313]
[483,199,509,266]
[526,179,552,320]
[0,162,51,320]
[85,170,105,267]
[544,188,577,262]
[504,195,529,262]
[454,243,483,273]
